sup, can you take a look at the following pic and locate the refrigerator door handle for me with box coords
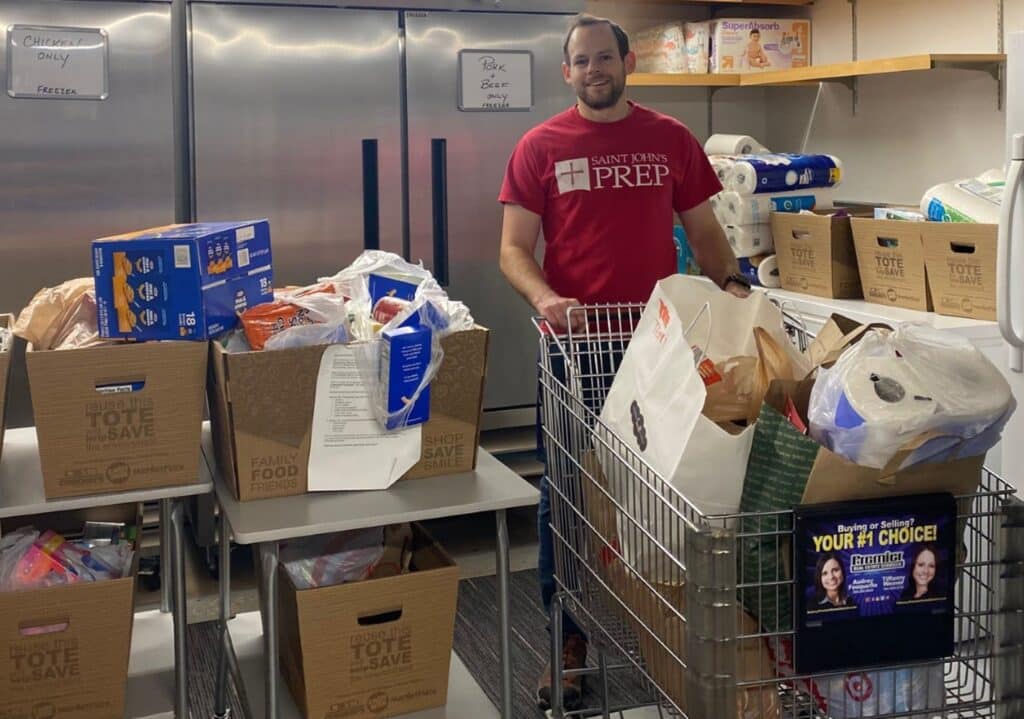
[998,138,1024,371]
[362,139,380,251]
[431,138,449,286]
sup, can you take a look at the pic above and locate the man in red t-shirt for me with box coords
[498,13,749,711]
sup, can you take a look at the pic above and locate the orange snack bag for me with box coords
[240,282,338,351]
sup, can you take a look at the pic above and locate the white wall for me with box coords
[588,0,1024,205]
[584,0,769,142]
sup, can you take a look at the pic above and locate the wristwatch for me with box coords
[722,272,752,291]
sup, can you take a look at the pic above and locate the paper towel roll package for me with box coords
[976,167,1005,185]
[756,254,781,288]
[704,134,768,156]
[737,254,780,288]
[728,154,843,196]
[809,325,1014,469]
[726,223,774,257]
[921,180,1001,224]
[719,188,834,225]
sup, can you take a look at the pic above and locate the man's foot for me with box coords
[536,634,588,711]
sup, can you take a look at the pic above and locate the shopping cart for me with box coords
[535,304,1024,719]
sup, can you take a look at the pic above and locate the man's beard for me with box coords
[578,76,624,110]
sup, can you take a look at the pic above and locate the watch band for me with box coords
[723,272,752,290]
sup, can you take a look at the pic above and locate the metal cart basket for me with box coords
[536,303,1024,719]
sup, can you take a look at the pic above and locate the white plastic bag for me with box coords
[320,250,474,341]
[808,324,1014,469]
[322,251,474,431]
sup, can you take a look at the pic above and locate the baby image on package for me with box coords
[712,19,811,73]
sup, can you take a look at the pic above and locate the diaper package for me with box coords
[684,22,712,73]
[93,221,274,341]
[712,19,811,73]
[633,21,687,73]
[808,324,1015,469]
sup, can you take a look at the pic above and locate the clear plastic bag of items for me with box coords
[321,251,475,432]
[239,282,351,351]
[281,527,385,590]
[808,324,1015,469]
[0,526,134,592]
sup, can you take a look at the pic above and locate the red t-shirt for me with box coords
[499,102,722,304]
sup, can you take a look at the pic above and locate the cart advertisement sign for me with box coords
[794,493,956,673]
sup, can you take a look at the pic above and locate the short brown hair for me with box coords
[563,14,630,63]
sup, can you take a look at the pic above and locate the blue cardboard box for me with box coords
[379,325,432,430]
[93,221,273,340]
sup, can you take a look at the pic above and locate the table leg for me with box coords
[170,499,189,718]
[214,507,232,719]
[259,542,281,719]
[495,509,512,719]
[160,499,172,613]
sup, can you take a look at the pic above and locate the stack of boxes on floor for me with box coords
[0,221,489,719]
[705,134,842,289]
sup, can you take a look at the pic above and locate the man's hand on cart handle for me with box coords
[724,279,752,299]
[535,292,583,334]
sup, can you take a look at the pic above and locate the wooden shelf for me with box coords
[740,53,1004,86]
[628,53,1004,88]
[629,72,740,86]
[621,0,812,5]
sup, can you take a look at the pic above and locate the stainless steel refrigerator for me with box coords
[190,0,580,423]
[0,0,177,427]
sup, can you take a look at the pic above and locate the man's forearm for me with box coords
[691,223,739,288]
[499,245,554,308]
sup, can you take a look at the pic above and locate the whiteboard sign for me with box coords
[7,25,109,100]
[458,50,532,112]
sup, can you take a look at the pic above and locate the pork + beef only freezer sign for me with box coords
[458,49,532,111]
[7,25,109,100]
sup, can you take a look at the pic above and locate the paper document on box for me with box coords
[309,344,422,491]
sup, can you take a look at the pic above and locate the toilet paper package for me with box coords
[684,22,712,73]
[719,188,835,225]
[709,155,737,185]
[704,134,767,156]
[711,19,811,73]
[728,154,843,196]
[808,324,1015,470]
[819,665,945,719]
[726,223,774,257]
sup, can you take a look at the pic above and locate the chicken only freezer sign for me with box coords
[7,25,108,100]
[458,50,532,111]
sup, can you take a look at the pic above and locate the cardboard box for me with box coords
[92,221,274,341]
[27,341,207,499]
[0,314,13,463]
[278,524,459,719]
[921,223,998,320]
[850,218,932,311]
[0,505,138,719]
[209,327,489,501]
[711,18,811,73]
[634,21,687,74]
[772,211,863,299]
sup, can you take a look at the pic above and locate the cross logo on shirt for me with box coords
[554,158,591,194]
